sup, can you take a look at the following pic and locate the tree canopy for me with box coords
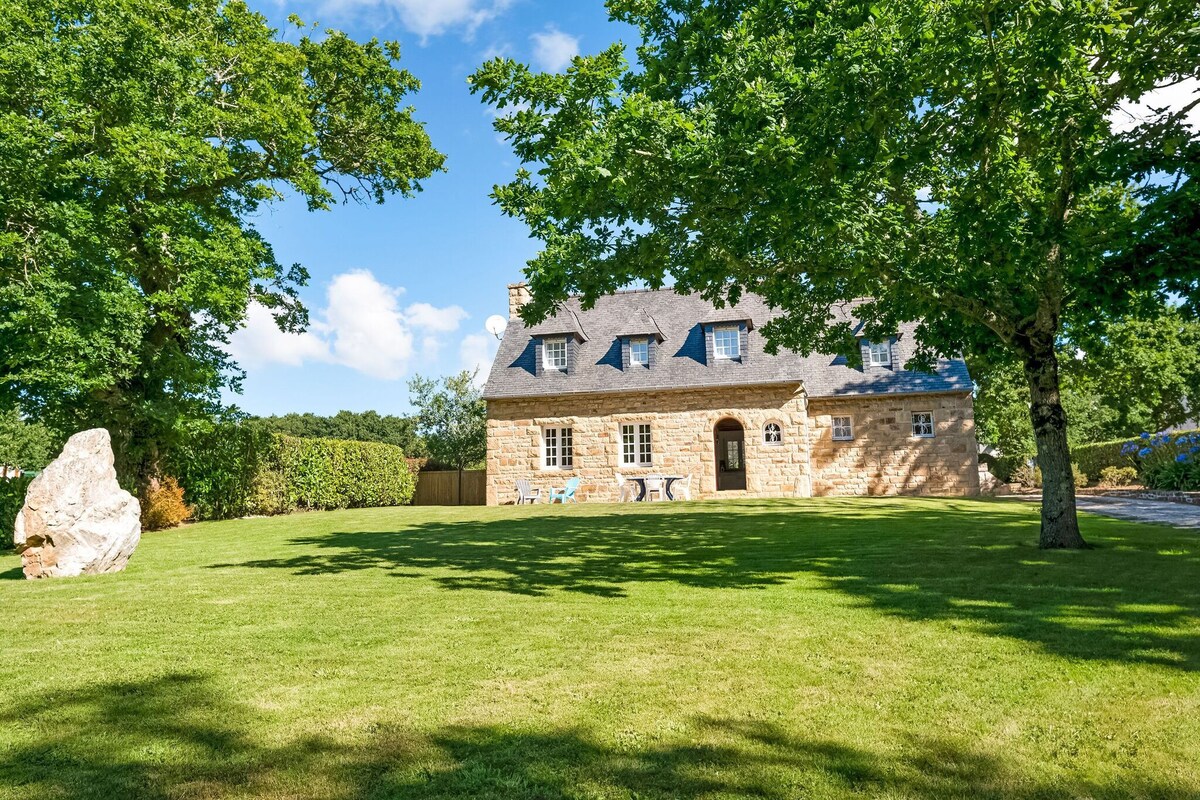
[408,371,487,471]
[0,0,444,482]
[0,406,58,471]
[975,303,1200,457]
[472,0,1200,547]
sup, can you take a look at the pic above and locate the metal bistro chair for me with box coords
[515,479,541,505]
[549,477,582,504]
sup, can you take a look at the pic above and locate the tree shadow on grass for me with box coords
[2,672,1194,800]
[212,499,1200,671]
[0,565,25,580]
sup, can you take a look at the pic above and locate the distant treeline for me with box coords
[249,410,428,458]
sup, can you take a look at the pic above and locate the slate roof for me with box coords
[483,287,972,400]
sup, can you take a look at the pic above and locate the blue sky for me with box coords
[225,0,636,417]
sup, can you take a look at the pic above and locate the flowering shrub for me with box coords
[1121,432,1200,491]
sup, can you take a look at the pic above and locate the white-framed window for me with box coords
[542,338,568,372]
[620,422,653,466]
[713,325,741,359]
[912,411,935,438]
[832,415,854,441]
[868,340,892,367]
[630,337,649,366]
[543,426,574,469]
[763,421,783,445]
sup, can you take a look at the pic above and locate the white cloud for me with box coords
[459,331,498,386]
[322,270,414,379]
[228,269,468,381]
[530,26,579,73]
[229,303,331,368]
[405,301,468,332]
[1109,77,1200,134]
[317,0,512,40]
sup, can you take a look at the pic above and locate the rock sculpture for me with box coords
[13,428,141,579]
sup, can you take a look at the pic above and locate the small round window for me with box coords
[763,421,783,445]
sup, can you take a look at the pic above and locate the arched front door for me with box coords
[714,418,747,491]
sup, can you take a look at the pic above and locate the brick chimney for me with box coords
[508,282,532,319]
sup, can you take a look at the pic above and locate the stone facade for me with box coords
[807,393,979,497]
[486,385,978,504]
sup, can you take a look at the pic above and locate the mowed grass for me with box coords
[1,498,1199,800]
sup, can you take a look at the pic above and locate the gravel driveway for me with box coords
[1007,494,1200,529]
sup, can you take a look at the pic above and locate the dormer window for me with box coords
[713,325,741,360]
[630,338,649,366]
[867,341,891,367]
[543,338,568,372]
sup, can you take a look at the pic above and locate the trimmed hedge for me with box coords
[1072,439,1131,480]
[172,425,415,520]
[171,422,275,520]
[274,435,416,511]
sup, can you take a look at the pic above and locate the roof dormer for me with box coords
[528,307,587,376]
[701,315,752,365]
[859,337,895,371]
[617,309,665,370]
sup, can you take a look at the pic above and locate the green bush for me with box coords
[171,421,276,520]
[1,476,33,538]
[247,468,293,516]
[1012,463,1041,489]
[980,453,1027,483]
[1142,458,1200,492]
[1072,439,1132,480]
[1073,464,1088,488]
[1098,466,1138,487]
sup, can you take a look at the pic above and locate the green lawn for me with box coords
[1,498,1199,799]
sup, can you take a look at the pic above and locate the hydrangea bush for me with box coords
[1121,432,1200,491]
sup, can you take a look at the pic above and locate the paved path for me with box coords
[1007,495,1200,529]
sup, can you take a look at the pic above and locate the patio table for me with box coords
[630,475,684,501]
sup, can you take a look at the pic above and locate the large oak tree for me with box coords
[0,0,444,483]
[471,0,1199,547]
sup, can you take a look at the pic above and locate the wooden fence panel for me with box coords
[413,469,486,506]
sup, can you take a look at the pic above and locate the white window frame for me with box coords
[542,338,568,372]
[542,426,574,469]
[620,422,653,467]
[763,421,783,446]
[867,340,892,367]
[629,337,650,366]
[713,325,741,360]
[911,411,935,438]
[832,415,854,441]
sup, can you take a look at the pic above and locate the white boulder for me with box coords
[13,428,141,579]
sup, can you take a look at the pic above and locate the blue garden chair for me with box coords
[549,477,581,504]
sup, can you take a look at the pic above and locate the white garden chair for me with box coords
[674,474,693,501]
[615,472,635,502]
[644,476,667,502]
[515,479,540,504]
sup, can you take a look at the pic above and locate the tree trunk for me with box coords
[1024,347,1088,549]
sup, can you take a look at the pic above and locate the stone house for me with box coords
[482,284,979,504]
